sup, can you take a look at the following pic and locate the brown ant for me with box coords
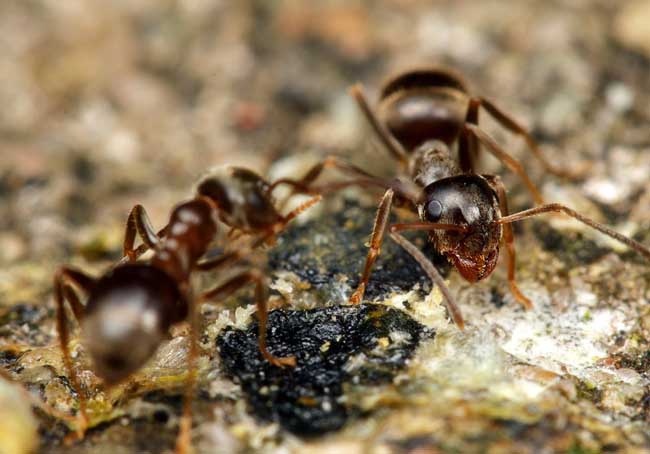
[273,67,650,329]
[53,166,320,452]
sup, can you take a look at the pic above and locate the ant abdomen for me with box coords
[196,166,282,231]
[380,68,469,99]
[378,68,470,150]
[81,264,185,384]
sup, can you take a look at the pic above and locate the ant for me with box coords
[52,166,320,452]
[273,67,650,329]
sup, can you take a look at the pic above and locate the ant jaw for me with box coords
[448,249,499,283]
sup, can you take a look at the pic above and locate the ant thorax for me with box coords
[408,140,461,188]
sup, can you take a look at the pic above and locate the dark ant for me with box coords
[273,67,650,329]
[53,166,320,452]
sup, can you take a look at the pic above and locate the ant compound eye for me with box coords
[426,199,443,221]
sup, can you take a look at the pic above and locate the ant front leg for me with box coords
[484,175,533,309]
[268,155,390,207]
[199,270,296,368]
[122,204,167,262]
[53,266,95,440]
[349,188,395,304]
[476,97,588,179]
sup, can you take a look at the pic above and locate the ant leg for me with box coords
[464,124,545,205]
[61,283,86,321]
[497,204,650,260]
[196,250,248,271]
[268,156,420,209]
[350,83,409,165]
[197,230,281,272]
[349,189,395,304]
[53,266,95,440]
[487,176,533,309]
[269,156,380,192]
[175,291,198,454]
[309,178,389,196]
[200,271,296,367]
[388,230,465,330]
[123,204,166,261]
[268,156,391,209]
[251,271,296,367]
[196,203,321,275]
[477,97,587,179]
[458,98,481,173]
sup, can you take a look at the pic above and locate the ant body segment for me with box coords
[53,166,320,452]
[275,67,650,329]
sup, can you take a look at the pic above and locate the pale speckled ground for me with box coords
[2,0,650,453]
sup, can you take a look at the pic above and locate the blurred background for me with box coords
[1,0,649,269]
[1,0,650,452]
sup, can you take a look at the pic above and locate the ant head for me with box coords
[378,68,469,150]
[82,265,182,385]
[196,166,282,231]
[419,175,502,282]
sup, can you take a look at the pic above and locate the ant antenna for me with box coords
[496,203,650,260]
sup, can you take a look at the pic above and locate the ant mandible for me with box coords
[273,67,650,329]
[53,166,320,452]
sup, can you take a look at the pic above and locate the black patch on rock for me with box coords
[217,303,429,436]
[268,199,450,301]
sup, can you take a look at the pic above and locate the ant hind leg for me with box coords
[350,83,409,165]
[477,97,589,179]
[53,266,95,441]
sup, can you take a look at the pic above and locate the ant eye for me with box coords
[426,200,443,221]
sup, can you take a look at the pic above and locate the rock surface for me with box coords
[1,1,650,453]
